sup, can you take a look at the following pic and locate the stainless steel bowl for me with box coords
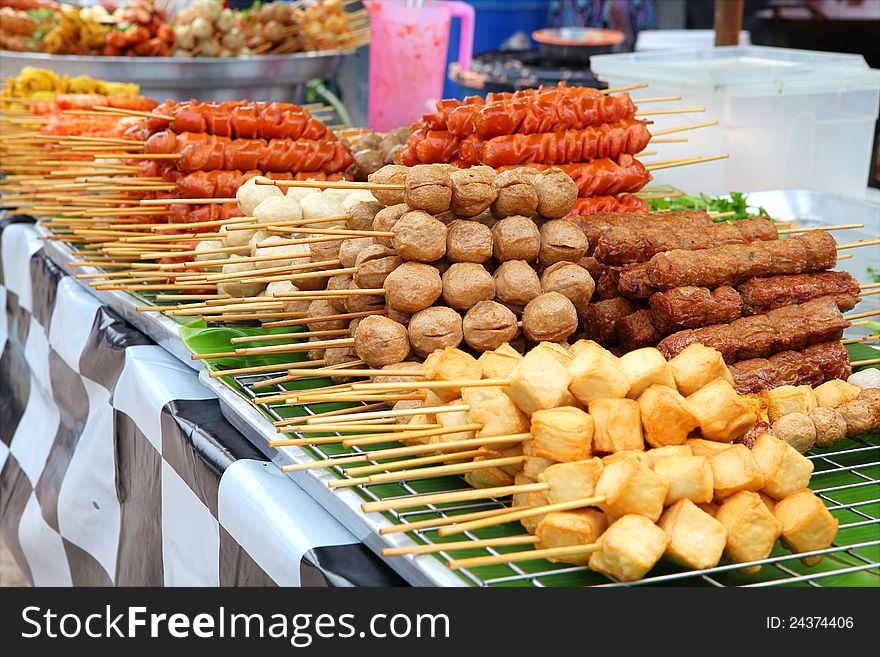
[0,49,349,102]
[531,27,625,66]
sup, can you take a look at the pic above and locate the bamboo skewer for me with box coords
[361,483,547,513]
[649,120,719,137]
[842,334,880,345]
[344,449,488,476]
[438,495,606,537]
[382,534,537,557]
[379,505,528,536]
[852,358,880,367]
[645,154,729,171]
[327,455,527,489]
[778,223,864,235]
[448,544,599,570]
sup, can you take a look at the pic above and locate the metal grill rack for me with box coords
[228,367,880,588]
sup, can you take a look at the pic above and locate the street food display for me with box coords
[1,69,878,587]
[0,0,369,57]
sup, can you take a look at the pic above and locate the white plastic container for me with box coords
[591,46,880,197]
[635,29,750,51]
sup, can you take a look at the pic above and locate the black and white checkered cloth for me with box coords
[0,217,403,587]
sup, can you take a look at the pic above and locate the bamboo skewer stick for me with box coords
[263,308,386,329]
[327,455,527,489]
[851,357,880,367]
[207,359,327,379]
[383,534,537,558]
[645,153,729,172]
[448,544,600,570]
[845,309,880,321]
[837,237,880,251]
[841,334,880,345]
[439,495,606,537]
[649,120,719,137]
[380,505,528,536]
[777,223,864,235]
[361,483,547,513]
[344,449,488,476]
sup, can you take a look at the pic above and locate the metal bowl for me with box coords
[0,49,349,102]
[531,27,625,65]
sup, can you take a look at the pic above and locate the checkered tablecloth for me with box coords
[0,216,404,587]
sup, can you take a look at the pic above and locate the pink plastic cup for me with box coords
[366,0,474,131]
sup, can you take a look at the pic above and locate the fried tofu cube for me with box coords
[536,510,608,565]
[534,341,574,366]
[423,347,483,401]
[686,438,735,459]
[715,491,781,573]
[709,444,765,501]
[774,489,839,566]
[687,377,757,442]
[477,343,523,379]
[603,450,650,468]
[668,343,734,396]
[645,444,693,468]
[767,385,815,423]
[568,339,595,359]
[399,413,431,445]
[529,406,594,462]
[596,459,668,523]
[471,394,529,442]
[812,379,861,409]
[741,391,771,424]
[538,458,604,504]
[482,443,524,476]
[758,492,777,514]
[460,385,507,408]
[464,458,514,489]
[619,347,677,399]
[659,499,727,570]
[523,455,557,479]
[567,341,630,404]
[588,514,668,582]
[434,402,476,443]
[522,485,551,533]
[513,473,535,505]
[507,347,573,415]
[638,384,700,447]
[697,501,720,517]
[589,398,645,454]
[750,432,814,500]
[654,455,714,505]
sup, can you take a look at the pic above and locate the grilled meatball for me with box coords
[324,346,360,381]
[441,262,495,311]
[404,164,453,214]
[492,215,541,262]
[368,164,407,206]
[534,167,578,219]
[325,272,353,313]
[338,236,377,268]
[809,407,847,448]
[522,292,578,343]
[372,203,409,246]
[462,300,519,352]
[540,262,595,310]
[354,244,403,289]
[446,219,493,264]
[344,282,386,313]
[354,315,410,367]
[391,211,448,262]
[384,262,443,314]
[539,219,589,267]
[450,165,497,217]
[492,167,539,218]
[493,260,542,310]
[306,299,348,331]
[347,200,382,231]
[408,306,464,357]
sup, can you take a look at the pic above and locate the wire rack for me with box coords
[227,366,880,588]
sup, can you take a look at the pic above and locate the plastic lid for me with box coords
[591,45,880,96]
